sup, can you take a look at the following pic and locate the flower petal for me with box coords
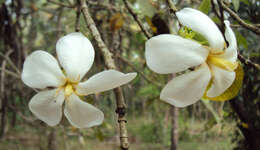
[29,89,65,126]
[64,94,104,128]
[56,32,95,82]
[21,50,65,89]
[76,70,136,95]
[176,8,225,50]
[160,63,211,107]
[206,65,236,97]
[145,34,208,74]
[219,21,237,62]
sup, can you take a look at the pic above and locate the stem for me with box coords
[218,0,260,35]
[122,0,151,39]
[79,0,129,149]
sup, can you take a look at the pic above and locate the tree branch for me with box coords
[79,0,129,149]
[219,0,260,35]
[122,0,151,39]
[47,0,75,8]
[238,54,260,70]
[166,0,178,15]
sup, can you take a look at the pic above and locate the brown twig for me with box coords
[0,50,13,138]
[88,1,118,11]
[75,0,81,32]
[0,51,20,74]
[238,54,260,70]
[47,0,75,8]
[231,24,260,28]
[219,0,260,35]
[166,0,178,15]
[0,68,20,79]
[117,55,163,88]
[79,0,129,149]
[122,0,151,39]
[211,0,221,19]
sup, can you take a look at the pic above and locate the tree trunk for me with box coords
[48,130,57,150]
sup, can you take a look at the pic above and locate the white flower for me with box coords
[22,32,137,128]
[145,8,238,107]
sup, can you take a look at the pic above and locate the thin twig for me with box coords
[47,0,75,8]
[219,0,260,35]
[79,0,130,149]
[75,0,81,32]
[0,51,20,74]
[231,24,260,28]
[238,54,260,70]
[166,0,178,15]
[88,1,118,11]
[211,0,221,19]
[122,0,151,39]
[117,55,163,88]
[0,68,20,79]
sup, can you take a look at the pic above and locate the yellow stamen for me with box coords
[64,84,74,97]
[207,55,238,71]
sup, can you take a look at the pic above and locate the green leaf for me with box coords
[240,0,249,5]
[235,31,248,50]
[199,0,211,14]
[232,0,240,11]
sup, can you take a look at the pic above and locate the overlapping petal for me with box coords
[56,32,95,82]
[160,63,211,107]
[176,8,225,51]
[76,70,137,95]
[219,21,237,62]
[21,50,66,89]
[206,65,236,97]
[145,34,208,74]
[64,94,104,128]
[29,89,65,126]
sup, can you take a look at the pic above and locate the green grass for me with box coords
[0,116,237,150]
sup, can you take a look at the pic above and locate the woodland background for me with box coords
[0,0,260,150]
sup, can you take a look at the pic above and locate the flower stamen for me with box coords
[207,55,238,71]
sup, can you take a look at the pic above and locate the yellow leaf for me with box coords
[145,16,157,33]
[202,62,244,101]
[241,122,249,128]
[110,13,124,32]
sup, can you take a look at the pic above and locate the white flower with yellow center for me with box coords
[22,32,136,128]
[145,8,238,107]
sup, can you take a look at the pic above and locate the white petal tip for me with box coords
[160,96,196,108]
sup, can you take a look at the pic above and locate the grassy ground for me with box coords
[0,116,237,150]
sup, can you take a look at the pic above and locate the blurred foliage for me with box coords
[0,0,259,150]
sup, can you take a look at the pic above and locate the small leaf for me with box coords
[94,128,104,141]
[232,0,240,11]
[199,0,211,14]
[235,31,248,50]
[110,13,124,32]
[203,62,244,101]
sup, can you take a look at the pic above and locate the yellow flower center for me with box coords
[207,55,238,71]
[204,46,238,72]
[56,78,79,98]
[64,83,74,97]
